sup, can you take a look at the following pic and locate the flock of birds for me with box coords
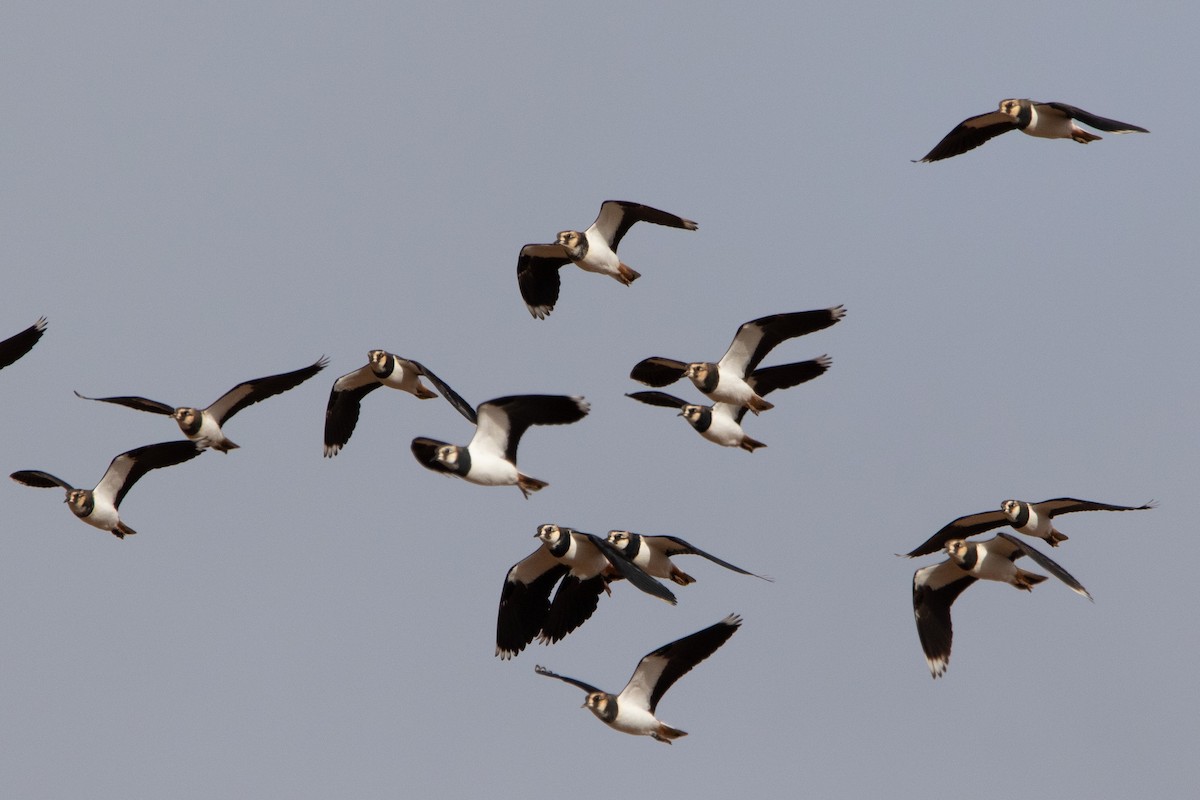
[2,97,1155,743]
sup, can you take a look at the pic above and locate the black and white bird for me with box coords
[904,497,1156,558]
[410,394,589,497]
[912,533,1092,678]
[517,200,698,319]
[605,530,771,585]
[535,613,741,743]
[916,99,1148,163]
[630,307,845,414]
[496,523,677,660]
[0,317,47,371]
[323,350,475,457]
[10,440,204,538]
[75,357,327,453]
[627,356,832,450]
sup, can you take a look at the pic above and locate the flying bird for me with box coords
[410,394,589,497]
[535,613,742,743]
[912,533,1092,678]
[323,350,475,457]
[904,497,1156,558]
[916,99,1148,163]
[605,530,771,585]
[75,357,327,452]
[517,200,697,319]
[496,523,676,660]
[630,307,845,414]
[10,440,204,538]
[627,356,832,450]
[0,317,47,371]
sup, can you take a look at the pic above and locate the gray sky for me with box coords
[2,2,1195,798]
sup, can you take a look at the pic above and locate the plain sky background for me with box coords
[2,2,1196,798]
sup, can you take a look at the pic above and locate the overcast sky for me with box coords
[2,3,1196,798]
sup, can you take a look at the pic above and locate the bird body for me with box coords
[517,200,697,319]
[76,357,328,452]
[631,308,844,415]
[535,613,741,743]
[11,440,203,538]
[411,394,590,497]
[916,99,1148,162]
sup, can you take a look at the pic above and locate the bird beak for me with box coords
[580,701,588,709]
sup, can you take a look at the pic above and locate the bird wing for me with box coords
[73,390,176,416]
[718,307,845,376]
[620,614,741,714]
[323,364,384,457]
[629,357,689,387]
[733,357,834,423]
[10,470,74,491]
[626,390,689,410]
[915,109,1019,163]
[647,535,772,581]
[96,440,204,509]
[533,664,602,696]
[496,546,569,659]
[993,533,1092,600]
[590,200,698,250]
[1042,103,1148,133]
[206,356,328,424]
[0,317,47,370]
[539,574,607,645]
[1034,497,1156,518]
[912,560,976,678]
[470,395,589,463]
[587,533,676,604]
[517,243,571,320]
[409,437,455,474]
[903,508,1009,558]
[408,360,476,424]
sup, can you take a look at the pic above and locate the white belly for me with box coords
[462,452,519,487]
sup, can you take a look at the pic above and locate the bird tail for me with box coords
[654,723,688,743]
[415,385,438,400]
[740,435,767,452]
[517,474,548,498]
[1071,128,1101,144]
[1048,529,1068,546]
[746,395,774,415]
[669,567,697,586]
[616,263,641,286]
[112,522,137,539]
[1012,569,1048,591]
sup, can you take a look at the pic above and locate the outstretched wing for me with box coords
[207,356,328,424]
[915,109,1018,162]
[10,470,74,492]
[994,533,1092,600]
[912,560,975,678]
[903,508,1009,558]
[620,614,741,713]
[629,357,689,387]
[1034,497,1156,518]
[626,390,690,410]
[590,200,698,250]
[408,360,476,424]
[496,546,568,659]
[322,364,384,457]
[718,307,845,376]
[470,395,589,463]
[74,390,176,416]
[588,533,677,604]
[97,440,204,509]
[517,243,572,320]
[1044,103,1148,134]
[534,664,603,696]
[0,317,47,370]
[647,535,771,581]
